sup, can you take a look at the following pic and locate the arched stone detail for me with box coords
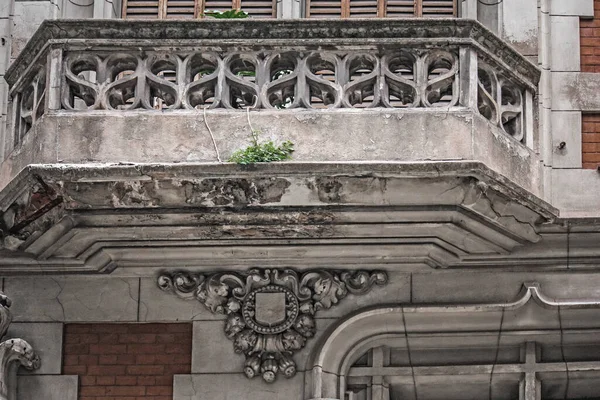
[305,282,600,400]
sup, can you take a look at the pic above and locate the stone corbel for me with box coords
[158,268,387,383]
[0,293,40,400]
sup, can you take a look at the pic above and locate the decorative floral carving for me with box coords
[158,268,387,383]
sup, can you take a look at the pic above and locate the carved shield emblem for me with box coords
[254,292,286,326]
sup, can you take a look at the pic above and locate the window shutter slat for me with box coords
[306,0,456,18]
[123,0,161,19]
[240,0,276,18]
[385,0,415,17]
[166,0,197,18]
[306,0,343,18]
[421,0,455,17]
[349,0,379,18]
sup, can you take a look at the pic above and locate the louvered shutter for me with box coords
[239,0,276,17]
[165,0,198,18]
[419,0,455,17]
[385,0,415,17]
[306,0,456,18]
[123,0,275,19]
[203,0,275,17]
[122,0,161,18]
[348,0,379,18]
[306,0,343,18]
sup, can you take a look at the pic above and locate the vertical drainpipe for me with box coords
[463,0,477,19]
[539,0,553,200]
[0,0,16,162]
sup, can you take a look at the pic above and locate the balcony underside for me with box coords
[0,109,542,197]
[0,161,565,274]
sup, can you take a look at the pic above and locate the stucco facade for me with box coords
[1,1,600,400]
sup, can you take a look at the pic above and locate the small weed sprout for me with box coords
[228,108,295,164]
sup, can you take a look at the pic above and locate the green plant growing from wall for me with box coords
[203,9,249,18]
[228,108,295,164]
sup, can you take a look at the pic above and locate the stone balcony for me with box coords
[0,19,560,273]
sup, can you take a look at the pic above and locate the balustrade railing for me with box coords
[5,19,539,148]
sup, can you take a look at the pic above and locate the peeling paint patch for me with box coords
[182,178,291,206]
[315,177,343,203]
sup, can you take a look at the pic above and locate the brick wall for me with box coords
[581,1,600,168]
[581,0,600,72]
[583,114,600,168]
[63,323,192,400]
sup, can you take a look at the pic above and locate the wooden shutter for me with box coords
[418,0,455,17]
[165,0,198,18]
[238,0,276,18]
[122,0,161,18]
[306,0,456,18]
[348,0,379,18]
[123,0,275,18]
[306,0,343,18]
[385,0,415,17]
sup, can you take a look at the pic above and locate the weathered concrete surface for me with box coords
[0,161,557,272]
[0,110,543,198]
[11,1,56,59]
[552,72,600,111]
[550,0,594,17]
[502,0,538,56]
[551,111,582,168]
[4,277,139,321]
[17,375,78,400]
[550,16,581,72]
[173,373,305,400]
[551,169,600,217]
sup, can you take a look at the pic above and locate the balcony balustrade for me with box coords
[0,19,556,273]
[6,19,538,146]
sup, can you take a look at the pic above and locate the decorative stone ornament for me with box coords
[0,292,40,400]
[158,269,387,382]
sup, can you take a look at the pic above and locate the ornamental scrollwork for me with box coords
[158,269,387,383]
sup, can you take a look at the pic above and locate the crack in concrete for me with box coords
[49,278,66,321]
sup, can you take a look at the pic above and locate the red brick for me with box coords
[96,376,116,385]
[105,386,146,396]
[127,344,165,354]
[64,355,79,366]
[64,323,192,399]
[63,365,88,375]
[116,355,137,364]
[99,334,120,344]
[116,376,138,386]
[137,376,156,386]
[65,344,90,354]
[80,376,96,386]
[90,344,128,355]
[126,365,165,375]
[80,386,106,396]
[119,334,157,344]
[156,334,176,343]
[87,365,127,376]
[99,355,118,365]
[146,387,172,396]
[164,344,188,354]
[79,355,99,365]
